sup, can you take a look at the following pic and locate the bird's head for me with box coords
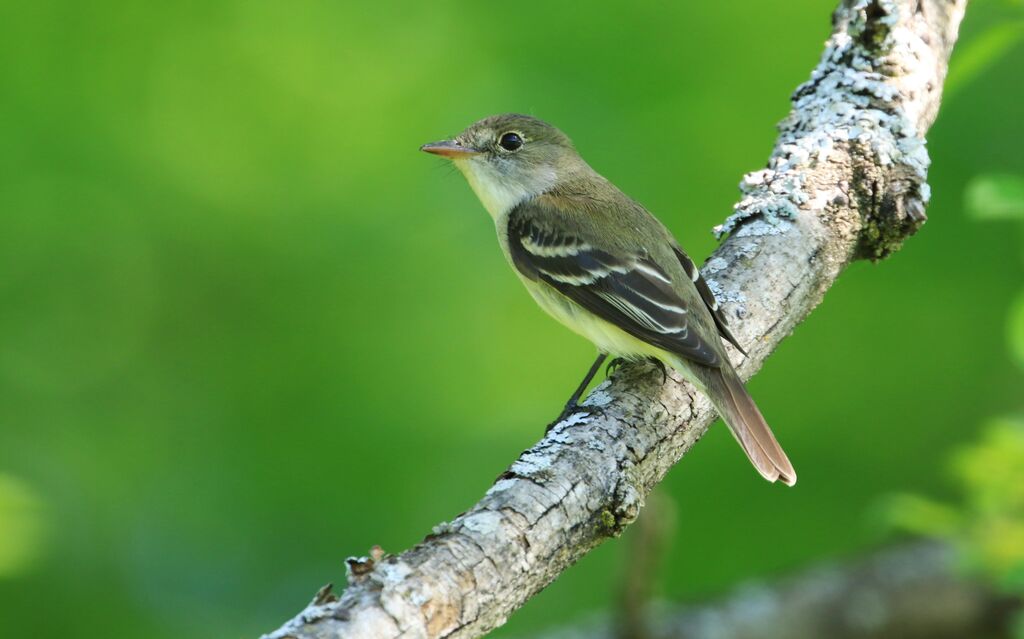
[421,114,586,218]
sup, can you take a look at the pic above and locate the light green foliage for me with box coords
[895,420,1024,639]
[885,419,1024,589]
[1012,293,1024,369]
[0,475,44,578]
[884,170,1024,635]
[881,492,962,536]
[955,421,1024,592]
[1,2,1023,638]
[945,21,1024,97]
[966,174,1024,220]
[966,171,1024,366]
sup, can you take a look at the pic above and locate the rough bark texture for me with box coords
[536,543,1017,639]
[262,1,968,637]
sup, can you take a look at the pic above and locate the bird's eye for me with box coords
[498,132,523,151]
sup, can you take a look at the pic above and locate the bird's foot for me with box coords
[605,357,627,376]
[545,401,581,434]
[647,357,669,384]
[604,357,667,383]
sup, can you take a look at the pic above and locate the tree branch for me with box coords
[262,1,968,637]
[537,543,1017,639]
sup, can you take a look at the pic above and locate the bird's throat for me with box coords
[453,158,552,220]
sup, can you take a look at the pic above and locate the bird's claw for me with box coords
[648,357,669,384]
[603,357,667,383]
[605,357,627,376]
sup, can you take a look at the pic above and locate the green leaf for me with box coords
[1005,562,1024,593]
[0,474,45,578]
[876,493,962,536]
[965,174,1024,220]
[945,21,1024,98]
[953,418,1024,511]
[1011,291,1024,370]
[1007,290,1024,368]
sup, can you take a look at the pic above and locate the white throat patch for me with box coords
[453,157,556,220]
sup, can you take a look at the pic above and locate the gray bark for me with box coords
[536,543,1016,639]
[262,1,968,637]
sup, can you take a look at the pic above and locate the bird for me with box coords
[421,114,795,486]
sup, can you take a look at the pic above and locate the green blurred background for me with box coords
[1,1,1022,637]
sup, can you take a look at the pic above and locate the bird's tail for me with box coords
[706,365,797,486]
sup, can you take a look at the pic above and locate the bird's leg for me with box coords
[546,352,608,432]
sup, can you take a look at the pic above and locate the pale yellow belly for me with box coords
[522,278,666,361]
[520,277,709,391]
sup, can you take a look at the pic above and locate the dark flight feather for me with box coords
[507,202,723,367]
[672,247,747,355]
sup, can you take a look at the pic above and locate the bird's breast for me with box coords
[519,278,665,361]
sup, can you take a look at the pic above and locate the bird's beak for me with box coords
[420,139,482,159]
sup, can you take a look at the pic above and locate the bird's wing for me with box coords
[507,198,723,368]
[671,246,746,355]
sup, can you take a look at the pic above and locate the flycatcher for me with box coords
[421,114,796,486]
